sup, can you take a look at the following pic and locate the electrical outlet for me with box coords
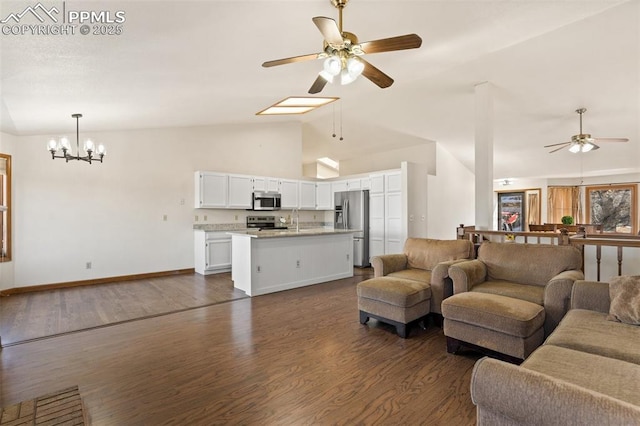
[235,215,238,221]
[204,215,207,221]
[313,214,316,220]
[180,198,185,205]
[296,260,300,268]
[86,261,92,269]
[195,215,199,221]
[163,214,167,221]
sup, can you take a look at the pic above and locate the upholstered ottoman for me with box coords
[442,292,545,363]
[357,276,431,338]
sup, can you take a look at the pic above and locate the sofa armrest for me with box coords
[543,269,585,334]
[571,280,611,313]
[430,258,472,314]
[371,254,408,277]
[471,357,640,425]
[448,260,486,293]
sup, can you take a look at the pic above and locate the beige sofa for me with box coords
[471,280,640,425]
[448,242,584,335]
[371,238,475,316]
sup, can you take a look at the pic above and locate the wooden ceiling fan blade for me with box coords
[262,53,320,68]
[543,141,571,148]
[359,34,422,54]
[308,75,328,94]
[361,59,393,88]
[548,143,571,153]
[312,16,343,46]
[593,137,629,143]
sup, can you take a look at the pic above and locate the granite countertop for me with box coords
[194,222,331,232]
[228,228,359,238]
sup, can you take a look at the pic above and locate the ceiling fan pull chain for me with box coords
[339,99,344,141]
[332,103,336,138]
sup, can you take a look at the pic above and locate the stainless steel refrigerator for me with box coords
[334,190,370,267]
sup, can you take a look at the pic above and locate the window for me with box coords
[585,184,637,234]
[547,186,581,224]
[0,153,11,261]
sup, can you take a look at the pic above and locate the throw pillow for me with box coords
[607,275,640,325]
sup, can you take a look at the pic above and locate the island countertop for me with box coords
[228,228,360,238]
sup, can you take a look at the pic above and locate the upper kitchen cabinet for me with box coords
[253,176,280,193]
[195,172,228,208]
[316,182,332,210]
[299,181,316,210]
[227,174,253,209]
[280,179,299,209]
[369,174,385,194]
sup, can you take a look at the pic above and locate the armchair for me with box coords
[448,242,584,335]
[371,238,475,316]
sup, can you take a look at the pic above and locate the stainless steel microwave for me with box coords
[252,191,281,210]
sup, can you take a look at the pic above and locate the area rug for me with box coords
[0,386,87,425]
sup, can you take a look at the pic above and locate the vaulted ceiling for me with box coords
[1,0,638,180]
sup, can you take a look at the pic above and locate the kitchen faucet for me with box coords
[291,208,299,232]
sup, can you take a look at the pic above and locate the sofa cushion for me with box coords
[545,309,640,364]
[403,238,473,271]
[387,269,431,284]
[357,277,431,308]
[442,292,545,338]
[471,280,544,305]
[478,242,582,286]
[522,345,640,406]
[607,275,640,325]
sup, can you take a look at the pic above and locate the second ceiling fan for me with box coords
[262,0,422,94]
[545,108,629,153]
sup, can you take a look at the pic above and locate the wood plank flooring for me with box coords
[1,271,479,425]
[0,273,247,345]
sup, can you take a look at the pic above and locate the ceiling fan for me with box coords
[544,108,629,153]
[262,0,422,94]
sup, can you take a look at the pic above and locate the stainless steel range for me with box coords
[246,215,288,231]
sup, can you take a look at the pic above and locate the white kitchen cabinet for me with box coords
[253,176,280,192]
[347,179,362,191]
[194,231,232,275]
[299,181,316,210]
[369,192,385,259]
[385,191,403,254]
[386,171,402,192]
[331,180,348,200]
[227,174,253,209]
[280,179,299,209]
[369,174,385,194]
[315,182,333,210]
[195,172,228,208]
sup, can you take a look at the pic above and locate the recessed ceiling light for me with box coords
[257,96,339,115]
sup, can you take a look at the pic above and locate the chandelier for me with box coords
[47,113,106,163]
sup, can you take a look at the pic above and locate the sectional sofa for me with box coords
[470,279,640,424]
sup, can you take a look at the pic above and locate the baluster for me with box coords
[617,246,623,276]
[596,246,602,282]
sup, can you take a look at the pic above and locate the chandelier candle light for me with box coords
[47,113,106,164]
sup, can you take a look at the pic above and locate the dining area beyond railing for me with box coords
[456,224,640,281]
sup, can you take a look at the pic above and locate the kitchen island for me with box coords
[230,229,357,296]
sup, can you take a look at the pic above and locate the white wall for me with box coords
[7,122,303,289]
[338,143,436,176]
[427,143,475,239]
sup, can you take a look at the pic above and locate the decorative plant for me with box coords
[561,216,574,225]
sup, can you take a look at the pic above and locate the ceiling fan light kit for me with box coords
[544,108,628,154]
[262,0,422,94]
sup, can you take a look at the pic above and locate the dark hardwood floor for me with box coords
[0,270,479,425]
[0,273,247,345]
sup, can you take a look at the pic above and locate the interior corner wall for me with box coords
[427,143,475,239]
[403,162,429,238]
[0,132,16,290]
[338,143,436,176]
[9,122,303,289]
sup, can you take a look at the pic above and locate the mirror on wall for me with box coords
[0,153,11,261]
